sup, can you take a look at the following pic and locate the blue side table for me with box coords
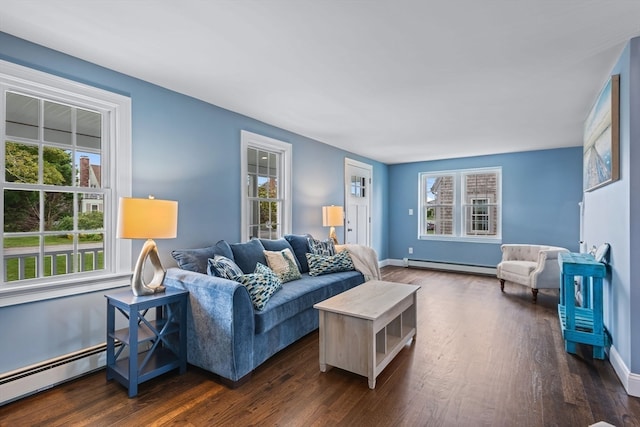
[105,287,188,397]
[557,252,607,359]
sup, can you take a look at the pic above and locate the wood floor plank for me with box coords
[1,266,639,426]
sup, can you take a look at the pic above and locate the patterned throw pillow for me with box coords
[207,255,243,280]
[263,248,302,283]
[306,250,355,276]
[235,263,282,311]
[307,237,336,256]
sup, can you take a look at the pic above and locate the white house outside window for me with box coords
[1,60,132,306]
[419,167,501,242]
[240,131,292,242]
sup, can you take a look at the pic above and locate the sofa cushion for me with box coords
[235,263,282,311]
[230,239,267,274]
[306,251,355,276]
[171,240,233,274]
[284,234,313,273]
[307,237,336,256]
[253,270,364,334]
[207,255,243,280]
[260,238,302,271]
[264,248,302,283]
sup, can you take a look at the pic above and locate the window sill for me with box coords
[0,273,131,307]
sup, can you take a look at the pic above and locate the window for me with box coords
[240,131,291,241]
[1,60,132,306]
[419,167,501,242]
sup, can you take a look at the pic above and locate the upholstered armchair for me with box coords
[497,244,569,303]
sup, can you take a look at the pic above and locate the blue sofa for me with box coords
[163,234,365,386]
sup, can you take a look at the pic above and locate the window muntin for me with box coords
[1,59,132,305]
[419,168,501,241]
[240,131,292,242]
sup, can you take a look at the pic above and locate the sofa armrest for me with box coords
[164,267,255,382]
[530,247,569,289]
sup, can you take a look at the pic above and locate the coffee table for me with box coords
[313,280,420,389]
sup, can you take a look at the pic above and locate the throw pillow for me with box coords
[207,255,243,280]
[260,238,302,271]
[171,240,233,274]
[306,250,355,276]
[264,248,302,283]
[229,239,267,274]
[235,263,282,311]
[307,237,336,256]
[284,234,314,273]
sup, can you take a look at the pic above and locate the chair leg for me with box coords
[500,279,505,292]
[531,289,538,304]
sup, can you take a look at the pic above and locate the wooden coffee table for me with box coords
[313,280,420,389]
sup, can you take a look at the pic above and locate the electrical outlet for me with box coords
[408,247,413,254]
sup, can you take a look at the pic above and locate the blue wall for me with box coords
[583,37,640,380]
[388,147,583,266]
[0,32,388,373]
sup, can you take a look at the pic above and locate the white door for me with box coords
[344,158,372,246]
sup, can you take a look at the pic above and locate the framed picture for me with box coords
[583,74,620,192]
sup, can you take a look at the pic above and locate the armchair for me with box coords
[497,244,569,303]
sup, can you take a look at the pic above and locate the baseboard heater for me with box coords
[0,342,113,406]
[403,258,497,276]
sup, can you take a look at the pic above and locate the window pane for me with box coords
[44,100,72,145]
[44,191,73,231]
[4,236,40,282]
[43,146,73,186]
[78,193,104,224]
[79,235,104,273]
[76,109,101,150]
[4,189,40,232]
[6,92,39,140]
[5,141,39,184]
[268,152,277,177]
[247,148,257,174]
[77,153,102,189]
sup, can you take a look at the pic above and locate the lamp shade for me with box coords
[117,197,178,239]
[322,205,344,227]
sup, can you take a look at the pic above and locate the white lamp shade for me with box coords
[117,197,178,239]
[322,205,344,227]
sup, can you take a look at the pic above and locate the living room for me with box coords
[1,1,640,424]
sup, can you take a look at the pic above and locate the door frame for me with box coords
[344,157,373,247]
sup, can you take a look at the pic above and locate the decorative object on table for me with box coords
[583,74,620,192]
[594,243,610,263]
[322,205,344,245]
[117,196,178,296]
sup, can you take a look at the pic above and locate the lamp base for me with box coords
[328,226,339,245]
[131,239,167,296]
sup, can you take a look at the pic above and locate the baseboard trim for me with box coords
[608,345,640,397]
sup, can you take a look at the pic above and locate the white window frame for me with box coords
[240,130,292,242]
[419,167,501,243]
[0,60,132,307]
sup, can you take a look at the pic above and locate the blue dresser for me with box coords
[557,252,607,359]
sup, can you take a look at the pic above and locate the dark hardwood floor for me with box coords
[2,266,639,426]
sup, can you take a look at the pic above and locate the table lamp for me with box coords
[322,205,344,245]
[117,196,178,296]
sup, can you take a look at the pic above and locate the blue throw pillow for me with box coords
[230,239,267,274]
[172,240,233,274]
[284,234,313,273]
[307,237,336,256]
[306,250,355,276]
[207,255,243,280]
[235,263,282,311]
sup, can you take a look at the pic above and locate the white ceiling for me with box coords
[1,1,639,164]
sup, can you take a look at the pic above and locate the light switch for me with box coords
[408,209,413,215]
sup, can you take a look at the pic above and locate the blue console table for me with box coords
[557,252,607,359]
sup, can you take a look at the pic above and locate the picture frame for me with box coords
[583,74,620,192]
